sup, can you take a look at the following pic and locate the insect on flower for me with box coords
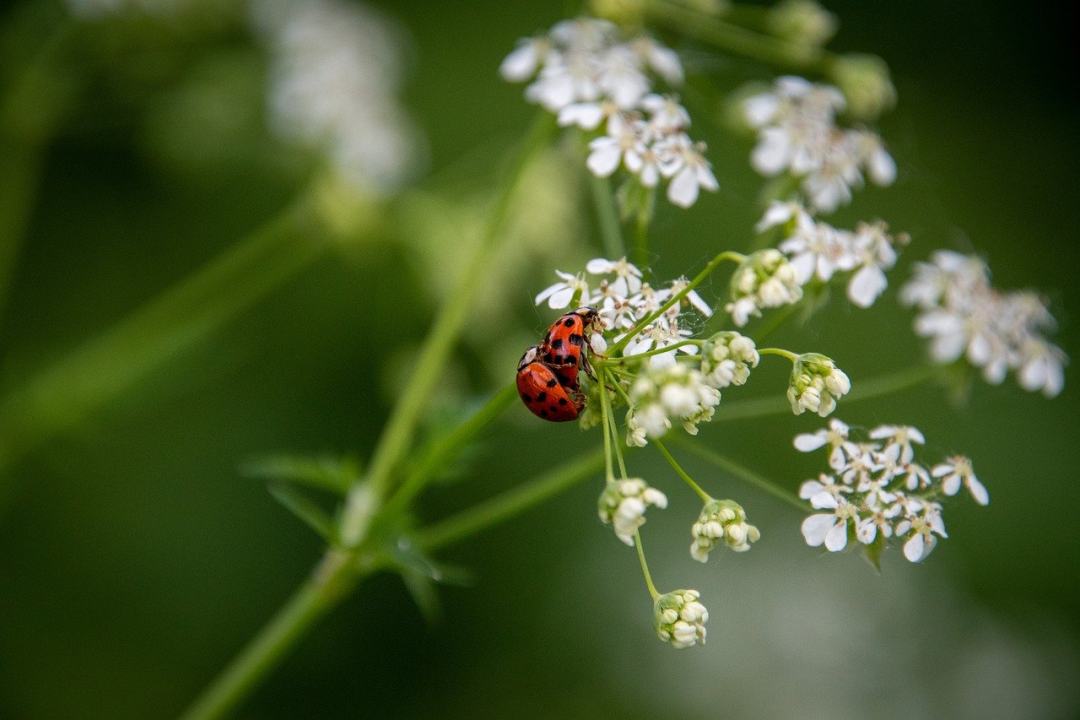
[541,306,605,389]
[516,345,585,422]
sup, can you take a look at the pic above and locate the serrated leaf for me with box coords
[267,482,337,542]
[243,454,359,494]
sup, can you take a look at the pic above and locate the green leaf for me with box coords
[400,568,441,625]
[862,535,886,573]
[243,454,360,494]
[266,482,337,542]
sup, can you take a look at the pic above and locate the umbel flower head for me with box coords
[598,478,668,545]
[700,332,759,389]
[653,589,708,649]
[787,353,850,417]
[625,364,721,446]
[795,420,987,563]
[725,249,803,326]
[690,499,760,562]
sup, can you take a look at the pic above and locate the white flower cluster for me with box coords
[252,0,418,196]
[653,589,708,649]
[744,76,896,213]
[725,249,803,327]
[700,332,760,389]
[796,420,988,563]
[787,353,850,417]
[690,499,760,562]
[759,201,907,308]
[535,257,711,368]
[598,478,668,545]
[626,364,721,446]
[501,18,717,207]
[901,251,1067,397]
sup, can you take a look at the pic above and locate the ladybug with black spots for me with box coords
[540,306,603,390]
[516,345,584,422]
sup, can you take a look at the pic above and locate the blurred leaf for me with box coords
[266,482,337,543]
[400,568,441,625]
[390,535,473,587]
[243,454,360,495]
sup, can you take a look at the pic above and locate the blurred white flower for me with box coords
[700,332,759,389]
[932,456,989,506]
[598,478,668,545]
[786,353,850,417]
[252,0,419,196]
[654,589,708,649]
[901,251,1067,396]
[725,249,803,326]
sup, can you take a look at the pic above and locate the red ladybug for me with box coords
[516,345,583,422]
[541,306,602,390]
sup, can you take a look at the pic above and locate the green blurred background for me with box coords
[1,0,1077,718]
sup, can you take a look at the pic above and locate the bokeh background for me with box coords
[1,1,1078,718]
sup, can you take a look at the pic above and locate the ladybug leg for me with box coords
[581,352,597,381]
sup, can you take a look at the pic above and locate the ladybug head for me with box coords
[572,306,602,333]
[517,344,543,371]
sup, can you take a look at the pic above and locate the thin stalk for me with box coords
[653,438,711,503]
[589,172,624,259]
[669,438,804,510]
[600,370,628,479]
[712,364,938,423]
[634,530,660,601]
[179,551,364,720]
[645,0,828,71]
[759,347,798,362]
[609,250,745,355]
[379,383,519,520]
[599,370,616,483]
[344,114,554,542]
[595,340,701,365]
[0,194,326,498]
[416,449,605,552]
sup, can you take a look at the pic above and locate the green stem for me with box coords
[632,185,655,269]
[653,438,711,503]
[589,172,624,260]
[378,383,519,521]
[609,250,745,355]
[416,449,605,552]
[0,193,328,501]
[599,370,628,479]
[634,530,660,601]
[645,0,827,71]
[599,370,616,483]
[669,438,804,510]
[343,114,554,543]
[759,347,799,362]
[712,364,939,423]
[595,340,701,365]
[179,551,365,720]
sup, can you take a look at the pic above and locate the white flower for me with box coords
[500,37,549,82]
[787,353,850,417]
[701,332,759,389]
[625,364,720,444]
[932,456,989,506]
[690,499,760,561]
[798,472,851,507]
[895,500,947,563]
[901,251,1066,396]
[793,418,858,470]
[254,0,419,196]
[598,478,668,545]
[658,134,719,208]
[800,494,858,552]
[534,270,589,309]
[654,589,708,649]
[586,113,645,177]
[846,221,902,307]
[725,249,803,326]
[585,256,643,296]
[868,424,925,465]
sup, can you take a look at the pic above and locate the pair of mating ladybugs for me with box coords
[516,307,604,422]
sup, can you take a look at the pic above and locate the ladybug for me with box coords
[516,345,584,422]
[541,306,603,390]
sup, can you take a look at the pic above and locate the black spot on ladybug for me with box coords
[546,378,557,388]
[521,393,531,403]
[563,318,575,328]
[550,338,563,349]
[558,398,568,406]
[540,408,548,417]
[537,391,547,402]
[569,333,584,346]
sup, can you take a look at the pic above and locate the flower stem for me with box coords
[759,347,799,362]
[644,0,828,71]
[0,193,328,504]
[378,383,520,521]
[712,364,939,423]
[599,370,629,479]
[416,449,606,552]
[344,113,555,540]
[595,340,701,365]
[599,371,616,483]
[653,438,711,503]
[634,530,660,601]
[668,438,805,510]
[588,171,625,260]
[609,250,745,355]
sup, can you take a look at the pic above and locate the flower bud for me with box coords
[828,53,896,120]
[690,499,760,561]
[767,0,837,48]
[788,353,850,417]
[654,589,708,648]
[598,478,668,545]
